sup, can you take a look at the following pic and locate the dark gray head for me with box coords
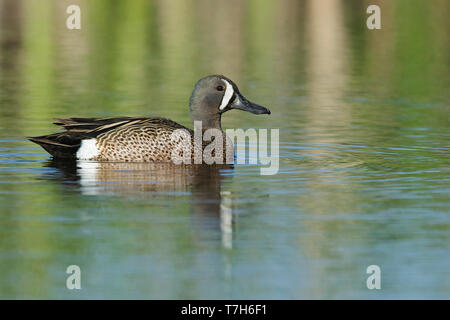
[189,75,270,129]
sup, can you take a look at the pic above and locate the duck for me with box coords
[28,75,271,163]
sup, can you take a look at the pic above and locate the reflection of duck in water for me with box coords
[29,75,270,163]
[46,159,232,196]
[46,159,235,248]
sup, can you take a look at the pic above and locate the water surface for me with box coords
[0,0,449,299]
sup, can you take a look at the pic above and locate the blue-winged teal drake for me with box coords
[28,75,270,163]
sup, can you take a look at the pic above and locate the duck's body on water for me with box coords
[28,75,271,163]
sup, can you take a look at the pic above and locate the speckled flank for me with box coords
[91,118,233,163]
[94,119,185,162]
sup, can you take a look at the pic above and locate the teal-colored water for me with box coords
[0,0,448,299]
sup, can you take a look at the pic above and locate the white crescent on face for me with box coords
[218,79,234,111]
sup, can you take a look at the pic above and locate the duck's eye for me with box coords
[216,85,224,91]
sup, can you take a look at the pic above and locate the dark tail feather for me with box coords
[29,117,147,158]
[28,134,80,159]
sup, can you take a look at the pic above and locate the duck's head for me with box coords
[189,75,270,129]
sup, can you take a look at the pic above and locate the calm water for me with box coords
[0,0,449,299]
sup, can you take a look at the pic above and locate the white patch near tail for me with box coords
[219,79,234,110]
[76,139,99,160]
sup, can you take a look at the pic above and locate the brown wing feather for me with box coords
[28,117,189,158]
[52,117,186,135]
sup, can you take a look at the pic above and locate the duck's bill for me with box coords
[231,93,271,115]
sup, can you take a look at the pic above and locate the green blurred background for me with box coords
[0,0,448,299]
[1,0,448,131]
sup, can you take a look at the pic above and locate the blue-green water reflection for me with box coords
[0,0,448,299]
